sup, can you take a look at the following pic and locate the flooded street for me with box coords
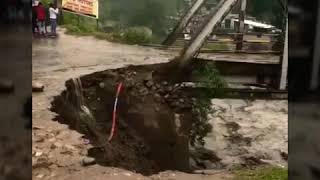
[32,29,173,74]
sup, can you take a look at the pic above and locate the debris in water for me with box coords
[35,152,43,157]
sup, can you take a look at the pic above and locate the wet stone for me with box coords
[189,158,197,169]
[139,88,149,95]
[154,93,162,102]
[280,152,288,161]
[144,80,154,88]
[32,82,45,92]
[99,82,105,89]
[82,157,96,166]
[165,86,173,92]
[203,160,217,169]
[162,81,168,86]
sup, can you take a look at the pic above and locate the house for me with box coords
[220,14,281,33]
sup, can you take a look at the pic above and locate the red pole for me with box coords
[108,83,123,142]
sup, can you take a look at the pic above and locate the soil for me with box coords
[50,63,211,175]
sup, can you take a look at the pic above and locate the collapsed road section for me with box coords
[50,60,288,176]
[51,62,208,175]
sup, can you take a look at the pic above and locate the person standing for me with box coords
[49,3,59,36]
[36,2,46,36]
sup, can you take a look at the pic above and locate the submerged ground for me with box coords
[32,29,288,180]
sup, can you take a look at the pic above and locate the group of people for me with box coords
[32,0,59,37]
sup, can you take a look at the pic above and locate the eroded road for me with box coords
[32,29,234,180]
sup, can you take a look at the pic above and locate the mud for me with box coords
[50,63,211,175]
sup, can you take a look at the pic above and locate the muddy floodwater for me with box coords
[205,99,288,167]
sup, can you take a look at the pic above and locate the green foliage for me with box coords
[122,27,152,44]
[189,63,227,146]
[40,0,52,6]
[63,24,95,35]
[101,0,184,37]
[193,63,227,97]
[190,99,214,146]
[93,31,123,43]
[248,0,285,28]
[62,12,99,36]
[63,24,82,34]
[233,166,288,180]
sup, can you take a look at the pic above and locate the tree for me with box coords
[248,0,285,28]
[100,0,185,36]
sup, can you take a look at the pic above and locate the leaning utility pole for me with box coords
[162,0,207,46]
[236,0,247,50]
[279,20,288,90]
[177,0,238,68]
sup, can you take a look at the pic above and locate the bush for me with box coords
[122,27,152,44]
[233,166,288,180]
[189,63,227,147]
[63,23,95,35]
[92,32,111,40]
[63,24,82,34]
[92,31,122,43]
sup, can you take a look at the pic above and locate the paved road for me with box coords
[32,29,173,74]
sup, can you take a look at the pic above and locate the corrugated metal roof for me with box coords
[234,19,275,29]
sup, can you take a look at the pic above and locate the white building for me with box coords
[220,14,281,33]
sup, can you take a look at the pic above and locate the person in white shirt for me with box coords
[49,3,59,36]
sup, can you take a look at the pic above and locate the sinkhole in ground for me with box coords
[50,62,223,175]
